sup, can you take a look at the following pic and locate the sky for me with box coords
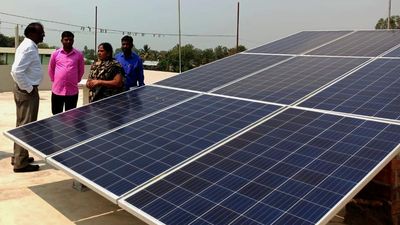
[0,0,398,51]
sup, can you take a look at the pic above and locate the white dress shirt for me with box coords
[11,38,43,93]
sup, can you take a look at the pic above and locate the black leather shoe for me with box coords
[11,157,34,166]
[13,164,39,173]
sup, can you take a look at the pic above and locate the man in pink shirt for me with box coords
[48,31,84,115]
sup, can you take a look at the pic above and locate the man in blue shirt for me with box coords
[115,35,144,90]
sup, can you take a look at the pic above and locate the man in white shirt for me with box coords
[10,22,45,172]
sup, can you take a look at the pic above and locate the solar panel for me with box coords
[47,95,281,201]
[5,30,400,225]
[4,86,197,157]
[214,56,368,104]
[300,58,400,120]
[307,30,400,57]
[383,46,400,57]
[247,31,351,54]
[156,54,290,92]
[120,108,400,225]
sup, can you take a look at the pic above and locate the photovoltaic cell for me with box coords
[300,58,400,120]
[156,54,289,92]
[5,86,196,156]
[49,95,280,198]
[214,56,368,104]
[121,108,400,225]
[247,31,351,54]
[307,30,400,57]
[383,46,400,57]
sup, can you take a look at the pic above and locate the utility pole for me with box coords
[15,24,19,48]
[236,2,240,53]
[388,0,391,29]
[95,6,98,59]
[178,0,182,73]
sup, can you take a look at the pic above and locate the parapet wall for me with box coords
[0,66,176,92]
[0,65,90,92]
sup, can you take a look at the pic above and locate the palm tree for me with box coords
[139,44,151,60]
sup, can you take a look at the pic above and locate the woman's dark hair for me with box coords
[99,42,113,60]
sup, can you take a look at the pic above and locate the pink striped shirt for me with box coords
[48,48,85,96]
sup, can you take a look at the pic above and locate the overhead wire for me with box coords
[0,11,235,38]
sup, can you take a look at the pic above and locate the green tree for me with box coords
[181,44,198,71]
[0,34,24,47]
[375,15,400,29]
[157,51,170,71]
[149,50,160,61]
[139,44,157,61]
[237,45,247,53]
[0,33,14,47]
[116,42,248,72]
[228,45,247,55]
[164,44,203,72]
[214,45,229,59]
[157,43,248,72]
[139,44,151,61]
[82,45,95,64]
[201,48,216,64]
[165,44,180,72]
[38,43,50,48]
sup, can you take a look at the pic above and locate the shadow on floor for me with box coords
[29,179,146,225]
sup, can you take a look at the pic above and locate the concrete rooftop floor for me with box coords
[0,71,345,225]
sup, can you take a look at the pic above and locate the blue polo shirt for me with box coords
[115,52,144,89]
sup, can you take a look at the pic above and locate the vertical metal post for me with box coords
[236,2,240,53]
[14,24,19,48]
[95,6,98,58]
[388,0,391,29]
[178,0,182,73]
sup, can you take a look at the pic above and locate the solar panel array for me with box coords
[300,58,400,120]
[156,54,290,92]
[307,30,400,57]
[214,56,368,104]
[6,86,197,157]
[49,95,280,200]
[122,109,400,225]
[246,31,352,54]
[4,30,400,225]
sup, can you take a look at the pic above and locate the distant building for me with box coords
[143,60,159,70]
[0,47,55,65]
